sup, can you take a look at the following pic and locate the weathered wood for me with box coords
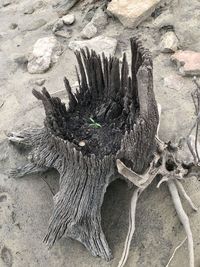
[9,38,159,260]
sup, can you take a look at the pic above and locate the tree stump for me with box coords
[9,38,159,261]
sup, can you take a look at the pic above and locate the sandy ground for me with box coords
[1,0,200,266]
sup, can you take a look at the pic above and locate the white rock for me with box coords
[107,0,164,28]
[81,23,97,39]
[62,14,75,25]
[69,35,117,56]
[160,31,179,53]
[27,36,63,74]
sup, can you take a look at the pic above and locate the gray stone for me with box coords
[27,36,63,74]
[84,7,96,22]
[29,78,46,87]
[62,14,75,25]
[52,19,64,33]
[34,1,45,9]
[69,35,117,56]
[24,6,35,15]
[23,19,47,32]
[107,0,165,28]
[2,0,11,7]
[9,23,18,29]
[54,30,72,39]
[91,8,108,29]
[160,31,179,53]
[34,78,46,86]
[44,20,56,31]
[81,23,97,39]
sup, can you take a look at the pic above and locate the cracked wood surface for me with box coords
[9,38,159,260]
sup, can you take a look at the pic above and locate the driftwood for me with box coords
[9,38,159,261]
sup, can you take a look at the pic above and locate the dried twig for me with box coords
[0,100,5,109]
[165,237,187,267]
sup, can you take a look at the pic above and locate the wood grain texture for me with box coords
[9,37,159,260]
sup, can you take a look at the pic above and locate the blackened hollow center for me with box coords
[63,98,133,158]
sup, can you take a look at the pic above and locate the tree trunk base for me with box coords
[9,38,159,260]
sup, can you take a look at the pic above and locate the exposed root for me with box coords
[117,153,160,267]
[175,180,198,211]
[187,121,199,164]
[155,102,163,144]
[165,237,187,267]
[157,176,169,188]
[116,159,148,187]
[118,130,198,267]
[117,188,140,267]
[167,180,194,267]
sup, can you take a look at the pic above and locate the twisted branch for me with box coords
[167,180,194,267]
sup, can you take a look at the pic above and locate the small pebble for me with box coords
[62,14,75,25]
[35,78,46,86]
[9,23,18,29]
[79,141,86,147]
[160,31,179,53]
[24,6,35,15]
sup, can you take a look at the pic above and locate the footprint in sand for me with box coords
[0,191,15,228]
[0,192,14,267]
[0,245,13,267]
[0,194,7,202]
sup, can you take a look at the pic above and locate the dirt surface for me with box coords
[1,0,200,266]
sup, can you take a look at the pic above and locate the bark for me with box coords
[9,37,159,260]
